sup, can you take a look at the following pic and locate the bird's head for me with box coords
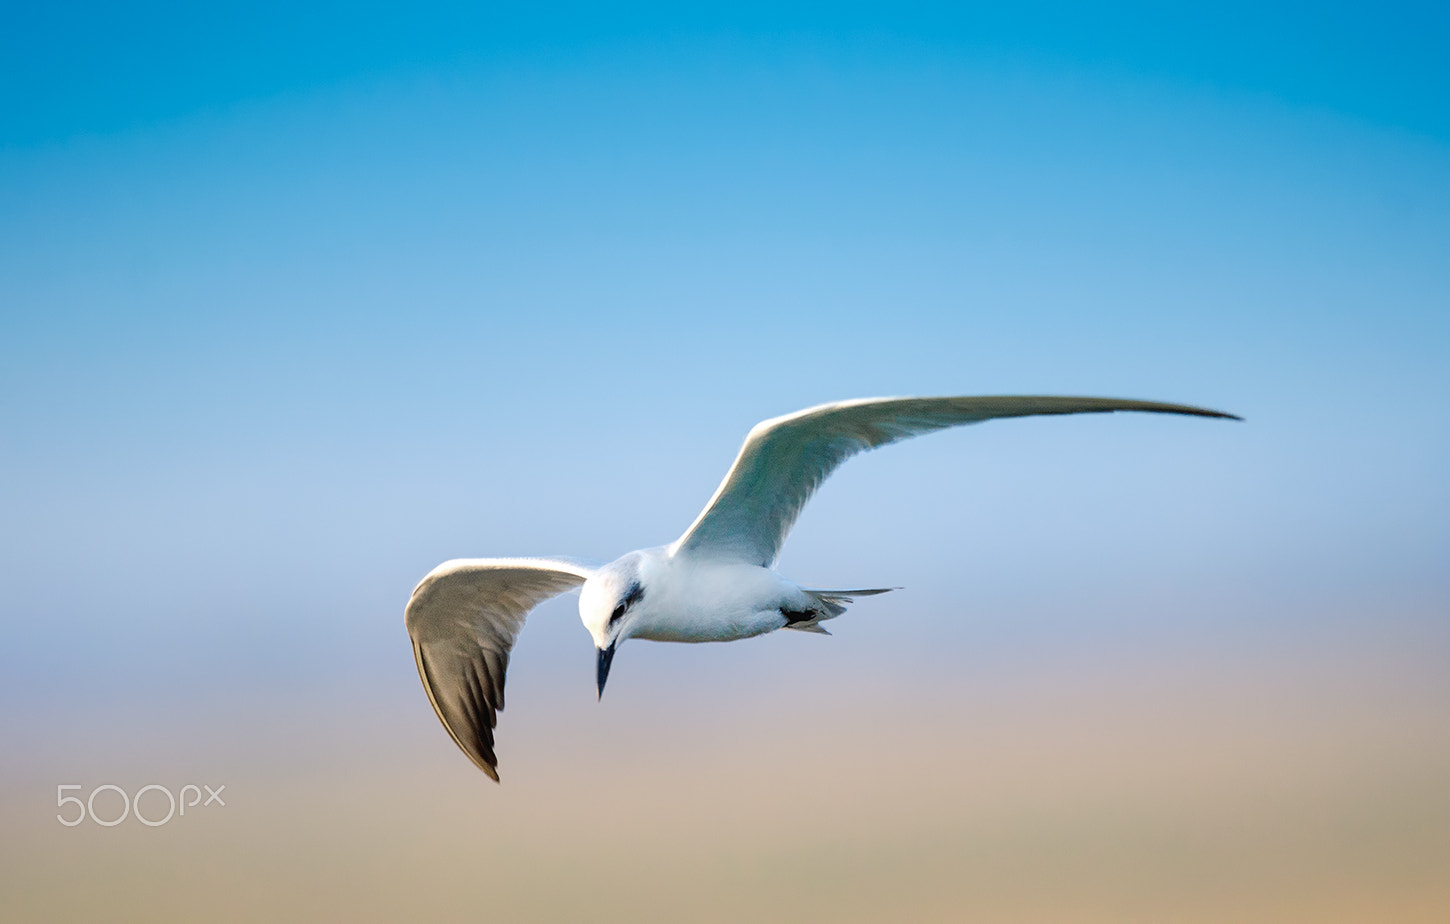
[578,555,646,698]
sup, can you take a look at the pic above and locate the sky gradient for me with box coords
[2,4,1448,920]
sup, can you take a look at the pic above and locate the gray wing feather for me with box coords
[404,557,595,781]
[672,395,1238,566]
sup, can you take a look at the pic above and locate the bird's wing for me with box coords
[672,395,1238,566]
[404,557,595,781]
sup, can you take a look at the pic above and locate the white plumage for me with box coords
[405,394,1238,781]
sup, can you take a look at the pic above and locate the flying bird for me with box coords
[405,395,1237,781]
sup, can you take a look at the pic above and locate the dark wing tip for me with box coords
[1086,399,1240,422]
[456,745,501,782]
[413,641,506,783]
[1098,399,1240,422]
[1174,406,1242,421]
[978,396,1241,422]
[456,734,502,783]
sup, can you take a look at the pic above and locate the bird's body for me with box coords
[586,549,799,643]
[406,394,1238,781]
[580,548,878,644]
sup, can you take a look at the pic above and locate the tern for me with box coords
[405,395,1237,780]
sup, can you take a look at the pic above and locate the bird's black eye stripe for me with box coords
[623,581,645,608]
[609,581,644,624]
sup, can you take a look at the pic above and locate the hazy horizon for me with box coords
[3,3,1447,920]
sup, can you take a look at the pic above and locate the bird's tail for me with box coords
[789,587,897,633]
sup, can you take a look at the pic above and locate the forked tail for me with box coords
[787,587,897,633]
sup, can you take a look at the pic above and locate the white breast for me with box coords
[629,549,801,643]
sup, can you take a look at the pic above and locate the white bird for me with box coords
[405,395,1237,781]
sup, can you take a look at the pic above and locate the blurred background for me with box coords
[2,2,1447,921]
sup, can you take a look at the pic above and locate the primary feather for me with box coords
[671,396,1238,566]
[405,558,596,780]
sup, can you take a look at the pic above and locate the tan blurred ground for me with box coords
[4,624,1448,923]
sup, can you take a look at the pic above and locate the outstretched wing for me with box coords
[672,395,1238,566]
[404,557,595,781]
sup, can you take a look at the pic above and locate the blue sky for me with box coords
[2,10,1449,920]
[4,2,1450,143]
[1,3,1446,723]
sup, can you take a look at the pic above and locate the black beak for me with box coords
[596,641,617,700]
